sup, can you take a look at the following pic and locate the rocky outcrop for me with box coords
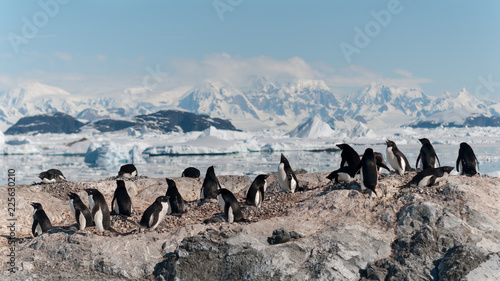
[4,112,85,135]
[1,172,499,280]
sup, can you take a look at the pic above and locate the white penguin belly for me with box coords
[360,167,366,190]
[114,200,120,214]
[218,194,226,211]
[418,176,433,188]
[386,147,402,174]
[337,172,353,183]
[95,209,104,232]
[290,178,297,193]
[69,200,76,217]
[255,191,261,208]
[277,163,288,191]
[88,196,95,210]
[227,206,234,223]
[78,213,86,230]
[35,223,43,236]
[42,178,56,184]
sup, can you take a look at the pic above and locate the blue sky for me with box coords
[0,0,499,99]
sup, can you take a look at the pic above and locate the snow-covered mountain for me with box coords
[1,79,499,132]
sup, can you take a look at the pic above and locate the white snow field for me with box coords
[0,123,499,185]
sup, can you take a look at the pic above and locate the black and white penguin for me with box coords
[326,166,358,183]
[355,148,378,196]
[409,166,454,188]
[85,188,111,232]
[200,166,221,201]
[456,142,479,176]
[31,202,52,237]
[217,189,244,223]
[336,143,361,168]
[111,180,132,217]
[385,139,412,175]
[140,196,171,229]
[38,169,66,183]
[181,167,200,178]
[372,152,391,173]
[278,153,299,193]
[68,192,94,230]
[118,164,138,177]
[416,138,441,170]
[245,174,269,208]
[165,178,185,214]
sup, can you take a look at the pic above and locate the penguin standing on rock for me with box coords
[456,142,479,176]
[118,164,138,177]
[416,138,440,170]
[140,196,171,229]
[246,174,269,208]
[336,143,361,168]
[111,180,132,216]
[68,192,94,230]
[355,148,379,196]
[200,166,221,201]
[39,169,66,183]
[278,153,299,193]
[85,189,111,232]
[31,202,52,237]
[385,139,412,175]
[217,189,245,223]
[165,178,185,214]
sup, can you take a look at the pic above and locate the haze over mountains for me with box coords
[0,77,498,132]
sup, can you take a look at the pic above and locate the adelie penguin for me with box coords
[456,142,479,177]
[362,152,390,173]
[326,166,358,183]
[85,188,111,232]
[355,148,379,196]
[278,153,299,193]
[111,180,132,217]
[336,143,361,168]
[200,166,221,201]
[409,166,454,188]
[165,178,185,214]
[140,196,171,229]
[68,192,94,230]
[31,202,52,237]
[416,138,441,170]
[39,169,66,183]
[386,139,413,175]
[118,164,138,177]
[246,174,269,208]
[181,167,200,178]
[217,189,245,223]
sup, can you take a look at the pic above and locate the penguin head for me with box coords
[419,138,430,145]
[364,148,374,155]
[326,171,337,181]
[386,139,396,148]
[255,174,269,182]
[155,196,170,204]
[84,188,99,197]
[280,154,290,165]
[116,180,126,188]
[38,171,49,180]
[30,202,43,210]
[165,178,176,188]
[441,166,454,174]
[336,143,350,150]
[68,192,79,200]
[459,142,471,150]
[206,166,216,178]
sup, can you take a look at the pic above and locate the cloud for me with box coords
[394,68,413,78]
[53,52,73,62]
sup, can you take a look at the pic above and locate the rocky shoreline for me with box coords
[1,172,499,280]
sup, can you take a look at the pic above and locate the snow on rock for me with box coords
[288,116,335,138]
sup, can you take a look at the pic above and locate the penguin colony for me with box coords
[31,140,479,237]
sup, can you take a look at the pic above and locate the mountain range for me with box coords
[1,79,499,132]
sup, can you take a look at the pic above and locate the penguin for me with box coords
[200,166,221,201]
[355,148,378,196]
[140,196,171,229]
[181,167,200,178]
[386,139,412,175]
[118,164,138,177]
[409,166,454,188]
[277,153,299,193]
[68,192,94,230]
[85,188,111,232]
[326,166,358,183]
[165,178,185,214]
[31,202,52,237]
[245,174,269,208]
[111,180,132,217]
[336,143,360,168]
[456,142,479,176]
[217,189,244,223]
[416,138,441,170]
[38,169,66,183]
[368,152,391,173]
